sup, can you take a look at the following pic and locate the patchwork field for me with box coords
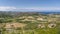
[0,12,60,34]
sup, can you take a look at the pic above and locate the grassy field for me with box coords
[0,12,60,34]
[0,28,59,34]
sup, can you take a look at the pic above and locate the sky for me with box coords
[0,0,60,11]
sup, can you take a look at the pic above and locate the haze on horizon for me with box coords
[0,0,60,11]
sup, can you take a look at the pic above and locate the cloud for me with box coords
[20,7,60,11]
[0,6,60,11]
[0,6,17,11]
[18,7,60,11]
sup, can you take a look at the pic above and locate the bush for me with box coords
[0,18,6,23]
[6,19,13,22]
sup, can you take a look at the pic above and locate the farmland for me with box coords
[0,11,60,34]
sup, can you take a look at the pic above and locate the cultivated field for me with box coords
[0,12,60,34]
